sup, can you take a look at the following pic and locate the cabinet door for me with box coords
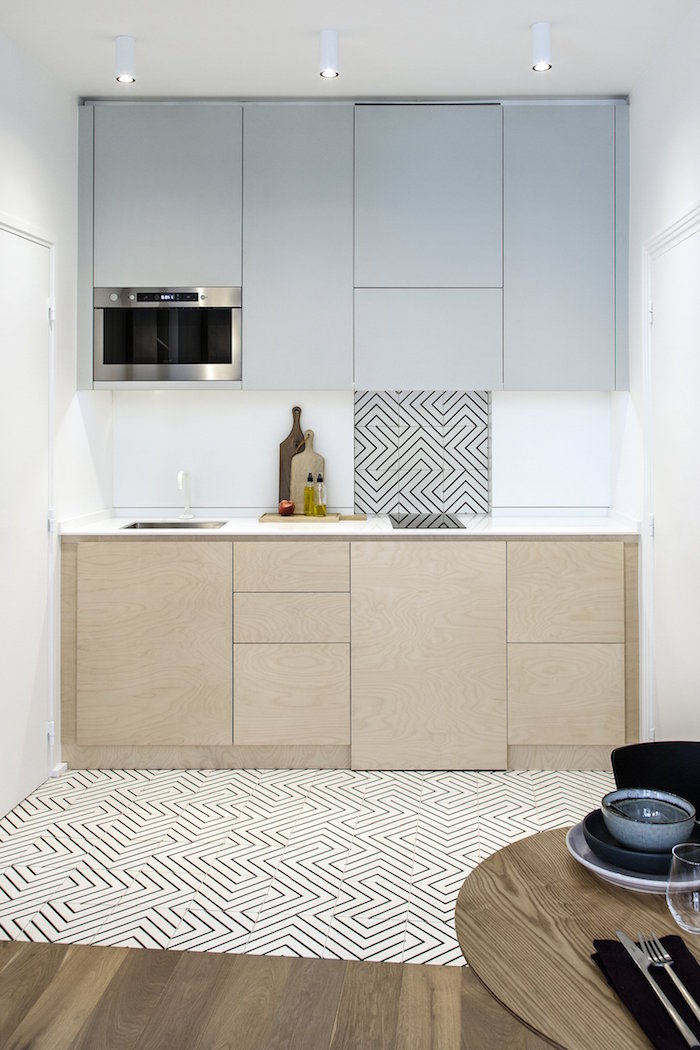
[507,541,625,643]
[354,287,502,390]
[234,644,350,745]
[503,105,616,390]
[93,104,242,287]
[355,105,502,287]
[506,541,626,752]
[508,643,625,746]
[76,541,232,745]
[242,105,353,389]
[351,541,507,769]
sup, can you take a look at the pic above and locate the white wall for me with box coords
[627,4,700,737]
[0,34,112,522]
[491,392,612,514]
[113,390,354,514]
[0,32,112,808]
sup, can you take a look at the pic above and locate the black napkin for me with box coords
[593,936,700,1049]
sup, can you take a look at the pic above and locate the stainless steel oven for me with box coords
[93,287,241,382]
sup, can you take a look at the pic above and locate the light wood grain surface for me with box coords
[507,541,625,643]
[624,542,640,742]
[351,541,507,769]
[60,543,77,745]
[76,541,233,746]
[455,827,698,1050]
[0,940,550,1050]
[234,593,350,643]
[234,541,349,592]
[234,643,350,745]
[507,643,626,745]
[507,744,614,770]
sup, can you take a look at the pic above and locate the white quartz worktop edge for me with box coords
[59,514,640,539]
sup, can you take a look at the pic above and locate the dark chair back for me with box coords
[611,741,700,814]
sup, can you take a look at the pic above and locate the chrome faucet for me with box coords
[177,470,195,519]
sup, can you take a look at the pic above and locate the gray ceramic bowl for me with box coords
[601,788,696,852]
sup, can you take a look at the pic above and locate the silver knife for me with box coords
[616,930,700,1048]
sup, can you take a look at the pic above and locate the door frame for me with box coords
[640,200,700,741]
[0,209,58,777]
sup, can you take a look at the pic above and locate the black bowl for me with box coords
[582,808,700,875]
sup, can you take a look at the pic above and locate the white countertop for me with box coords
[59,513,639,539]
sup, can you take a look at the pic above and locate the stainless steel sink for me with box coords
[122,521,227,530]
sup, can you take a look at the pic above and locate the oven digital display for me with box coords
[136,291,200,303]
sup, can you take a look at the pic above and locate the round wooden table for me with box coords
[455,827,700,1050]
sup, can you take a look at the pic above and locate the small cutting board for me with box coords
[278,406,304,502]
[259,513,342,523]
[290,430,324,512]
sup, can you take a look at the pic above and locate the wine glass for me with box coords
[666,842,700,933]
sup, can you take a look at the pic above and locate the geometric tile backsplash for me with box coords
[354,390,489,516]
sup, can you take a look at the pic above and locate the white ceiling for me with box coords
[1,0,695,100]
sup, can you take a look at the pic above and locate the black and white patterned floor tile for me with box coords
[0,767,613,964]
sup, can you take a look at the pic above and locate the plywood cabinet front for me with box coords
[76,541,233,746]
[351,541,507,769]
[506,540,627,755]
[233,541,350,747]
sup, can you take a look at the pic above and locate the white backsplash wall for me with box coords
[112,390,355,515]
[491,391,611,514]
[112,388,613,518]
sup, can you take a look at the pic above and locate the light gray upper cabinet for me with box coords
[503,104,626,390]
[354,104,502,288]
[242,105,353,390]
[93,104,242,288]
[354,288,503,391]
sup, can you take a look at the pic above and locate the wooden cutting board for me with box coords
[278,406,304,502]
[258,513,367,523]
[290,430,324,512]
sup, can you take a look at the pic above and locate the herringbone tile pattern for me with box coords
[0,767,612,965]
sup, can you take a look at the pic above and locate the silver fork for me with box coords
[639,933,700,1025]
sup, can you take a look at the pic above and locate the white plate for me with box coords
[565,822,669,894]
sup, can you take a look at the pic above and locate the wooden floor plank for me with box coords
[190,952,294,1050]
[70,945,182,1050]
[0,941,552,1049]
[4,943,129,1050]
[0,942,71,1045]
[329,960,404,1050]
[263,958,348,1050]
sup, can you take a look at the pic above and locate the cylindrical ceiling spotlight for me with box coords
[115,35,136,84]
[319,29,339,78]
[531,22,552,72]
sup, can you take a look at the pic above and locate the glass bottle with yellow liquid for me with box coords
[303,472,315,516]
[313,472,327,516]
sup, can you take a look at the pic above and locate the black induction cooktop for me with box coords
[389,512,465,529]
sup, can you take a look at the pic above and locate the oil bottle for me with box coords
[304,472,315,516]
[314,472,327,516]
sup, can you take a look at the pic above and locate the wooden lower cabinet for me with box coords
[233,643,350,745]
[508,643,626,746]
[351,541,507,769]
[61,535,637,770]
[505,540,629,764]
[76,541,233,746]
[232,541,351,747]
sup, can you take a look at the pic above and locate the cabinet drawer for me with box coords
[507,541,625,643]
[234,593,349,643]
[234,541,349,592]
[234,643,350,745]
[508,643,625,746]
